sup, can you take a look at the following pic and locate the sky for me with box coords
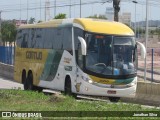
[0,0,160,22]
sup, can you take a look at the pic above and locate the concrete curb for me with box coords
[122,81,160,106]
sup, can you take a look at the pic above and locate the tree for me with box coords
[1,21,17,46]
[38,20,43,23]
[155,28,160,35]
[28,17,35,24]
[54,13,66,19]
[87,14,107,20]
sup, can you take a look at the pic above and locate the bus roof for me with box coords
[74,18,134,36]
[19,18,134,36]
[18,19,64,29]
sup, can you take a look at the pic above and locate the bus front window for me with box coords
[85,33,136,77]
[86,34,113,75]
[113,37,136,75]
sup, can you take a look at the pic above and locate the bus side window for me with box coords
[54,28,63,50]
[44,28,53,49]
[35,28,44,48]
[16,29,23,47]
[28,28,33,48]
[63,27,72,54]
[21,29,28,48]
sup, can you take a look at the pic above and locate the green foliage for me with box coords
[38,20,43,23]
[138,28,145,34]
[0,90,158,111]
[87,14,107,20]
[154,28,160,35]
[1,21,17,44]
[0,90,159,119]
[28,17,35,24]
[54,13,66,19]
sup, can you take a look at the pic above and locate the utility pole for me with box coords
[113,0,120,21]
[0,11,2,38]
[132,0,138,37]
[45,1,46,21]
[80,0,81,18]
[45,0,50,21]
[144,0,149,81]
[20,0,22,25]
[69,0,71,18]
[40,0,42,20]
[54,0,56,18]
[0,11,2,45]
[27,0,29,23]
[0,11,1,34]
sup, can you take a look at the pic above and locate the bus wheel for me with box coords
[24,78,28,90]
[109,97,120,102]
[25,73,33,90]
[64,76,77,98]
[65,76,72,95]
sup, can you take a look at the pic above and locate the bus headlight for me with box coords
[89,80,93,84]
[81,76,93,84]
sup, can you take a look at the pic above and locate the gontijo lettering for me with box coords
[26,51,42,60]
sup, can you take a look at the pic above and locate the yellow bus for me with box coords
[14,18,146,102]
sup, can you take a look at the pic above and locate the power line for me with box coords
[1,0,111,13]
[1,0,160,13]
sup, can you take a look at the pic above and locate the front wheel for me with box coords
[65,78,72,95]
[64,77,77,98]
[109,97,120,102]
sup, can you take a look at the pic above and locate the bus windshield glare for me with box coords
[86,33,136,76]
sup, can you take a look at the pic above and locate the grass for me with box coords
[0,89,159,119]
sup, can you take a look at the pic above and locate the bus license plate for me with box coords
[107,90,116,94]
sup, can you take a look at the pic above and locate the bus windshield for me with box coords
[86,33,136,76]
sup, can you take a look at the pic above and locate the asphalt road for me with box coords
[0,77,59,94]
[0,77,23,90]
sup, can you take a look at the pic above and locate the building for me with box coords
[105,7,114,21]
[14,20,27,27]
[119,12,131,26]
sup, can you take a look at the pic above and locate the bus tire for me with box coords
[22,70,26,84]
[25,73,34,90]
[64,76,77,98]
[24,78,28,90]
[65,76,72,95]
[109,97,120,102]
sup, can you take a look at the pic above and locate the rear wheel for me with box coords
[109,97,120,102]
[24,78,28,90]
[23,73,33,90]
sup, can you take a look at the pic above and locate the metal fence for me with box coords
[0,46,14,65]
[138,48,160,82]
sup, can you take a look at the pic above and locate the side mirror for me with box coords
[136,41,146,60]
[78,36,87,55]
